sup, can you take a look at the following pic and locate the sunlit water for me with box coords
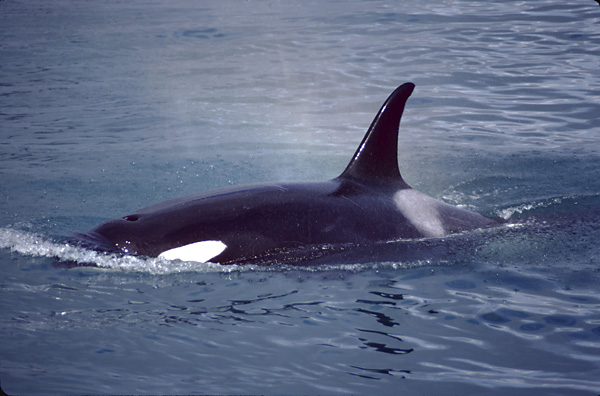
[1,0,600,394]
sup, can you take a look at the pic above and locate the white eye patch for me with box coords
[158,240,227,263]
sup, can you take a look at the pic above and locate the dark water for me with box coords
[1,0,600,394]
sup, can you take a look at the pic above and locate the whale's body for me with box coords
[74,83,503,265]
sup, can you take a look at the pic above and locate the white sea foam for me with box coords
[0,227,237,275]
[498,197,567,220]
[0,227,428,275]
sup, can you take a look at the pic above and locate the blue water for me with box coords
[1,0,600,394]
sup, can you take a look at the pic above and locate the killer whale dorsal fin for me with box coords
[339,82,415,183]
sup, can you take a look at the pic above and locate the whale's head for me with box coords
[72,215,149,256]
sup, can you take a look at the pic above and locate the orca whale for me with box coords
[73,83,503,265]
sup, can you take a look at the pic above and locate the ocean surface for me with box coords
[1,0,600,394]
